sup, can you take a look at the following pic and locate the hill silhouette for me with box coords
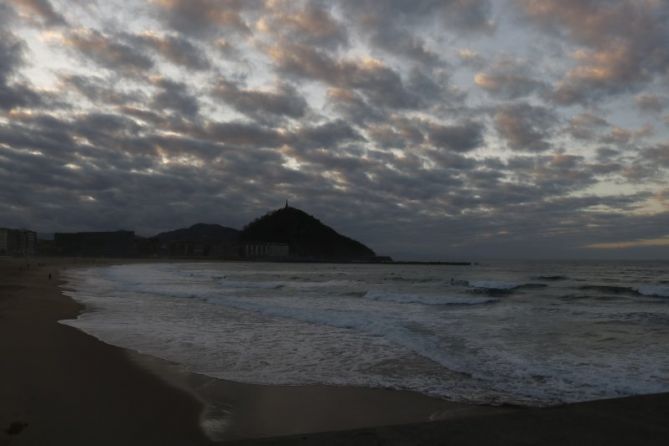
[240,206,375,260]
[153,223,239,243]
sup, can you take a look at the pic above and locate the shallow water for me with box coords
[61,260,669,406]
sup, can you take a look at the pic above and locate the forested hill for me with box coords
[240,207,375,260]
[152,223,239,243]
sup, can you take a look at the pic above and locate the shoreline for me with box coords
[3,257,669,445]
[130,350,507,442]
[0,257,208,445]
[54,259,505,441]
[0,257,503,444]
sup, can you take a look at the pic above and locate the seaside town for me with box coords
[0,206,393,262]
[0,226,286,259]
[0,228,36,257]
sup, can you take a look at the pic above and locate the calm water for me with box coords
[61,261,669,406]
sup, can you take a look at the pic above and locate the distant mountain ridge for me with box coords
[91,207,379,260]
[152,223,239,243]
[239,206,375,260]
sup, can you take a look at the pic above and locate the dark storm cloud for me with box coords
[213,80,307,122]
[494,103,557,151]
[64,30,153,74]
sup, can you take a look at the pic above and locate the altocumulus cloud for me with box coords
[0,0,668,259]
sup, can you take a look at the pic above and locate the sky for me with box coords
[1,0,668,260]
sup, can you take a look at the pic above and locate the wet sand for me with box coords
[0,258,208,445]
[226,391,669,445]
[135,352,503,441]
[2,257,668,445]
[0,258,499,444]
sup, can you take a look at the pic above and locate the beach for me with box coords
[0,258,207,445]
[0,258,502,444]
[2,258,669,445]
[226,391,669,445]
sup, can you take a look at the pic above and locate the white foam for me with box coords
[637,285,669,298]
[59,262,669,406]
[363,290,497,306]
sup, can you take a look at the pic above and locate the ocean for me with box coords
[61,261,669,406]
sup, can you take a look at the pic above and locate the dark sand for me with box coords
[0,258,497,444]
[0,259,208,445]
[136,354,502,441]
[226,391,669,445]
[2,257,669,445]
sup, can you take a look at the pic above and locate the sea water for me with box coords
[60,261,669,406]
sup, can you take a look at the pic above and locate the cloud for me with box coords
[457,48,485,68]
[1,0,668,259]
[258,3,348,49]
[60,74,144,105]
[643,144,669,168]
[339,0,494,35]
[205,121,284,149]
[0,29,42,111]
[362,117,483,153]
[213,80,307,122]
[586,236,669,250]
[152,0,257,37]
[516,0,669,104]
[474,59,546,99]
[336,0,494,66]
[636,94,668,114]
[290,120,364,151]
[567,111,609,140]
[8,0,67,26]
[494,103,557,151]
[0,29,26,84]
[325,88,387,123]
[427,121,484,152]
[269,43,421,109]
[63,30,153,74]
[132,33,210,70]
[151,78,200,117]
